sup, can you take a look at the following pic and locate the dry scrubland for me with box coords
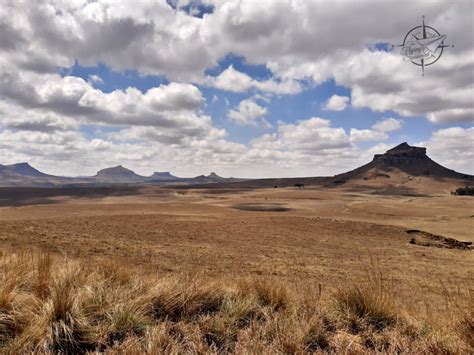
[0,184,473,353]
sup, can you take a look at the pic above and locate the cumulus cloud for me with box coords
[333,49,474,124]
[108,125,227,145]
[349,118,402,142]
[324,95,349,111]
[0,70,215,143]
[227,97,270,127]
[206,1,471,124]
[209,65,253,92]
[372,117,402,132]
[350,128,388,142]
[207,65,301,94]
[0,108,77,133]
[2,0,472,122]
[421,127,474,174]
[0,0,472,177]
[251,117,350,153]
[243,117,363,177]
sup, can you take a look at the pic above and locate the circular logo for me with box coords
[398,17,451,75]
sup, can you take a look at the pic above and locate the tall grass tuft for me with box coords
[147,278,227,321]
[0,281,25,344]
[238,279,290,311]
[334,258,398,332]
[105,304,149,346]
[334,282,398,331]
[34,252,52,299]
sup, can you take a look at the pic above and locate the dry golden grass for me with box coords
[0,185,472,353]
[0,248,472,354]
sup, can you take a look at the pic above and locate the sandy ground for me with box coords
[0,184,472,316]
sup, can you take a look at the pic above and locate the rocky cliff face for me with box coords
[372,143,432,174]
[373,143,427,166]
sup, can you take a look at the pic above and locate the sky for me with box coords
[0,0,472,178]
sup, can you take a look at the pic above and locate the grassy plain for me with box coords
[0,183,472,352]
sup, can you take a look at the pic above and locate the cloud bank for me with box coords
[0,0,472,177]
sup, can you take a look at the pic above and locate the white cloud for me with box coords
[252,78,301,95]
[350,128,388,142]
[207,65,301,94]
[0,70,215,143]
[349,118,402,142]
[372,117,402,132]
[324,95,349,111]
[87,74,103,85]
[242,117,362,177]
[367,142,393,156]
[421,127,474,174]
[227,97,270,127]
[427,108,474,124]
[1,0,472,124]
[332,49,474,124]
[253,117,351,153]
[0,101,78,133]
[0,0,472,178]
[108,125,227,145]
[209,65,253,92]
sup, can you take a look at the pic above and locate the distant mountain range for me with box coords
[0,163,243,187]
[1,143,472,188]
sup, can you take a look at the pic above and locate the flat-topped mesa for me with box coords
[329,142,473,185]
[149,171,178,180]
[373,142,427,165]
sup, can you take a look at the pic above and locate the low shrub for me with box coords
[453,186,474,196]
